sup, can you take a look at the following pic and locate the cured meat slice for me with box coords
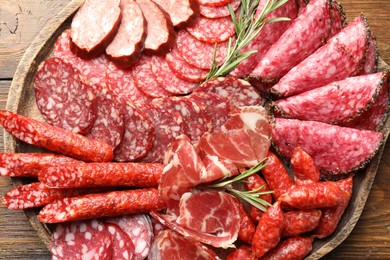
[70,0,121,55]
[86,85,124,148]
[261,236,313,260]
[186,15,235,43]
[38,188,166,223]
[196,0,232,7]
[34,57,97,134]
[273,72,389,125]
[135,0,176,54]
[165,45,208,83]
[151,56,198,95]
[105,223,135,260]
[51,219,113,260]
[39,162,163,188]
[152,0,199,28]
[0,153,79,178]
[148,230,219,260]
[106,0,146,67]
[106,214,153,259]
[272,118,384,175]
[151,96,210,144]
[199,0,240,18]
[250,0,334,82]
[176,30,231,69]
[230,0,298,78]
[0,110,114,162]
[140,104,186,163]
[152,191,240,248]
[329,0,346,37]
[202,155,239,180]
[194,77,264,107]
[106,62,152,105]
[360,35,378,75]
[130,56,171,98]
[270,15,370,97]
[53,29,111,87]
[114,101,154,162]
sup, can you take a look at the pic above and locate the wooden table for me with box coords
[0,0,389,259]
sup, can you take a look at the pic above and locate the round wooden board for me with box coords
[3,0,390,259]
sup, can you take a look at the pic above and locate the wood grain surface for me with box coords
[0,0,389,259]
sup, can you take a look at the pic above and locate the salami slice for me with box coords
[152,0,199,28]
[34,57,97,134]
[135,0,176,55]
[106,223,135,260]
[272,118,384,175]
[70,0,121,55]
[165,44,208,83]
[51,219,113,260]
[196,0,232,7]
[250,0,334,82]
[0,110,114,162]
[176,30,231,70]
[194,77,264,107]
[105,0,146,67]
[199,0,240,18]
[106,214,153,259]
[140,104,186,163]
[0,153,79,178]
[148,230,219,260]
[360,35,379,75]
[114,101,155,162]
[151,56,198,95]
[186,14,235,43]
[270,15,370,97]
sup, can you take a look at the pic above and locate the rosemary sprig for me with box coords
[205,0,291,81]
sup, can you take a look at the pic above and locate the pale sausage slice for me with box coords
[152,0,199,28]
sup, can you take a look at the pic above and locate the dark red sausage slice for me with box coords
[105,223,135,260]
[152,0,199,28]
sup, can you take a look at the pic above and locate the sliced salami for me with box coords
[105,223,135,260]
[140,104,186,163]
[106,214,153,259]
[165,44,208,83]
[272,118,384,175]
[51,219,113,260]
[114,101,155,162]
[186,14,235,43]
[196,0,232,7]
[34,57,97,134]
[199,0,240,18]
[360,35,379,75]
[130,56,172,98]
[270,15,370,97]
[106,62,152,105]
[176,29,231,70]
[105,0,146,67]
[151,56,198,95]
[329,0,346,37]
[152,0,199,28]
[194,77,264,107]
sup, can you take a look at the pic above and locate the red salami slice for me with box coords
[106,62,152,105]
[106,223,135,260]
[114,101,154,162]
[230,0,298,78]
[176,30,231,70]
[270,15,370,97]
[152,0,199,28]
[135,0,176,55]
[106,214,153,259]
[51,219,113,260]
[329,0,346,37]
[34,57,97,134]
[186,15,235,43]
[131,56,172,98]
[0,153,79,178]
[360,35,378,75]
[0,110,114,162]
[140,104,186,163]
[273,72,388,125]
[194,77,264,107]
[196,0,232,7]
[70,0,121,55]
[86,85,124,148]
[149,230,219,260]
[165,44,208,83]
[151,56,198,95]
[250,0,334,81]
[199,0,240,18]
[272,118,384,175]
[105,0,146,67]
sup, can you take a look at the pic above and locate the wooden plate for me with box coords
[3,0,390,258]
